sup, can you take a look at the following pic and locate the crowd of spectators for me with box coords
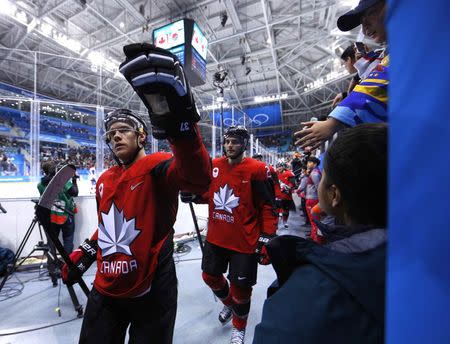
[0,106,95,141]
[254,1,389,343]
[256,132,295,152]
[0,153,18,175]
[0,137,28,176]
[40,119,94,140]
[40,143,116,171]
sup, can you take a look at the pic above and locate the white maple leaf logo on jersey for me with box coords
[213,184,240,213]
[98,202,140,257]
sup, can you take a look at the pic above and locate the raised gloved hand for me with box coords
[119,43,200,140]
[61,239,97,285]
[255,234,274,265]
[179,191,200,204]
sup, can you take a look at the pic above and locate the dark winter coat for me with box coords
[253,228,386,344]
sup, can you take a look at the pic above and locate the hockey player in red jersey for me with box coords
[61,44,211,344]
[186,126,277,344]
[276,161,296,228]
[252,153,281,203]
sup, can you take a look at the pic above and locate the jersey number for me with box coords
[180,122,190,132]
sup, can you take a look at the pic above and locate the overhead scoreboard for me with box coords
[153,19,208,87]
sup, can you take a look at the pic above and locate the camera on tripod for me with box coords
[0,199,84,317]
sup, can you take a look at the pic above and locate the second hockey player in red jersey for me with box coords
[61,44,211,344]
[252,153,281,203]
[185,126,277,344]
[276,161,296,228]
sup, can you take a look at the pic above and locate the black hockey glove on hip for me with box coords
[179,191,201,204]
[119,43,200,140]
[255,233,275,265]
[62,238,97,285]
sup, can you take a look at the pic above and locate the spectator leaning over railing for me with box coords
[294,0,388,150]
[331,45,359,108]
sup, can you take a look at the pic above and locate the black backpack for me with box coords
[0,246,14,276]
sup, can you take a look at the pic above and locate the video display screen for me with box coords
[169,45,185,65]
[191,22,208,60]
[153,20,185,50]
[191,48,206,80]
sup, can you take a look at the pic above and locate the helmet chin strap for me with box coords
[106,142,122,167]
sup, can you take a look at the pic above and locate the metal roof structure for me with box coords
[0,0,366,130]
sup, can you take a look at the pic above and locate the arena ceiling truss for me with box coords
[0,0,363,130]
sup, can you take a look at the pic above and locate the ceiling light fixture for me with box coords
[254,93,288,104]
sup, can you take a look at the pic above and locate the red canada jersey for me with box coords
[91,132,211,298]
[277,169,296,200]
[203,157,277,254]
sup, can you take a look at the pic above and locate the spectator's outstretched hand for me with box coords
[331,93,344,109]
[294,118,344,150]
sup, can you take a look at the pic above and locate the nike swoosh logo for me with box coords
[237,276,246,280]
[242,180,249,183]
[130,181,144,191]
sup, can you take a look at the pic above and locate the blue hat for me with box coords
[337,0,382,31]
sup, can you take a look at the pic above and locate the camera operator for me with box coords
[37,161,78,286]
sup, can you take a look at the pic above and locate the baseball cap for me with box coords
[337,0,382,31]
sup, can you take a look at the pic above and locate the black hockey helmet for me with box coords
[276,159,287,169]
[104,108,148,138]
[103,108,148,166]
[223,125,250,147]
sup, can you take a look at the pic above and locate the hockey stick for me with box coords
[188,202,204,254]
[35,164,90,297]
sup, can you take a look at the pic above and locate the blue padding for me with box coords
[119,54,147,74]
[132,72,156,87]
[387,1,450,343]
[132,72,187,97]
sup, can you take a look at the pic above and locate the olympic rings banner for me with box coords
[210,103,282,128]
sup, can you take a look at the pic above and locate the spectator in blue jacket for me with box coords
[253,123,387,344]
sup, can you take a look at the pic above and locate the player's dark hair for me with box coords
[324,123,387,227]
[307,156,320,166]
[341,45,356,62]
[42,161,56,176]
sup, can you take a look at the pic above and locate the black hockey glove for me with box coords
[119,43,200,140]
[280,182,292,194]
[179,191,201,204]
[255,233,274,265]
[62,238,97,285]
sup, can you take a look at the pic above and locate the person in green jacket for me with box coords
[37,161,78,286]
